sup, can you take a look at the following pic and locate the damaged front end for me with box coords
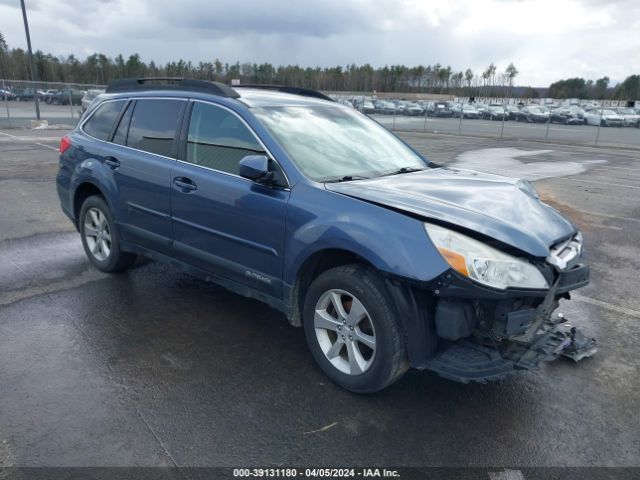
[423,232,597,383]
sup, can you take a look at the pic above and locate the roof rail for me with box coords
[235,84,334,102]
[105,77,240,98]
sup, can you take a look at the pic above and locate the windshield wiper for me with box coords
[380,166,425,177]
[324,175,370,183]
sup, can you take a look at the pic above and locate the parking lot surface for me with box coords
[0,128,639,468]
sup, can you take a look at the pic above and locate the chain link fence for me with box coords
[1,79,105,128]
[343,94,640,149]
[2,80,639,149]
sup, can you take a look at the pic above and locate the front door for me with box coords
[170,101,289,297]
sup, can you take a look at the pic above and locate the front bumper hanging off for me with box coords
[425,312,598,384]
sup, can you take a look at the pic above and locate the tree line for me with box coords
[548,76,639,101]
[0,31,637,99]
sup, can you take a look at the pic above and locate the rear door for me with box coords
[170,100,290,297]
[108,98,186,255]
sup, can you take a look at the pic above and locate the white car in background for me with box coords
[584,108,625,127]
[81,89,106,113]
[612,107,640,127]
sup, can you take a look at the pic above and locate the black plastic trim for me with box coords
[106,78,240,98]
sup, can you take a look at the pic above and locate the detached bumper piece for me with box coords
[558,326,598,362]
[425,317,597,384]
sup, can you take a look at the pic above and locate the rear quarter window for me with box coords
[83,100,126,141]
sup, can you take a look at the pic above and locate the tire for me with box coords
[303,264,408,393]
[79,195,136,273]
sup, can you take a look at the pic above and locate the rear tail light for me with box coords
[60,136,72,154]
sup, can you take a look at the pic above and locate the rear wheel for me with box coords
[303,264,408,393]
[79,195,136,273]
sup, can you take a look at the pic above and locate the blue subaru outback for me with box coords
[57,78,596,392]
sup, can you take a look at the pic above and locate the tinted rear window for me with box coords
[83,100,125,141]
[126,99,184,157]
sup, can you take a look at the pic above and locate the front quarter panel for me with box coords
[283,183,450,288]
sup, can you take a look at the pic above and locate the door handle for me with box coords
[173,177,197,192]
[104,156,120,170]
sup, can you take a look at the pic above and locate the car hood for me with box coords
[325,168,576,257]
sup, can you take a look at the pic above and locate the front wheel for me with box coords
[79,195,137,273]
[303,264,408,393]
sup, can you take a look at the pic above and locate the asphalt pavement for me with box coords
[0,127,638,471]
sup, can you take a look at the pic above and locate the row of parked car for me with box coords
[0,87,107,110]
[344,97,640,128]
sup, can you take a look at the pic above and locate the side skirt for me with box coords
[120,240,293,319]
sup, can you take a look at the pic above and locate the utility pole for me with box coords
[20,0,41,120]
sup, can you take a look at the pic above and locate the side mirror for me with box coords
[239,155,273,183]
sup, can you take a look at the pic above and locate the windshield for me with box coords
[528,107,542,113]
[254,105,426,182]
[602,109,616,115]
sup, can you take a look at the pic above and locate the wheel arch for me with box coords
[290,248,439,368]
[288,248,374,327]
[72,181,109,226]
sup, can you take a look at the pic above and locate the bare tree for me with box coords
[465,69,473,96]
[506,63,518,97]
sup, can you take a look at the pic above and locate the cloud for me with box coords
[0,0,637,86]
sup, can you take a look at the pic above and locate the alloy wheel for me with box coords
[314,289,376,375]
[84,207,111,261]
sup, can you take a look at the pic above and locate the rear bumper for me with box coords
[56,172,75,224]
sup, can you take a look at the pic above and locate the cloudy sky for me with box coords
[0,0,638,86]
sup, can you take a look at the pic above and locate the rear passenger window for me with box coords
[83,101,125,141]
[126,99,184,157]
[186,102,264,175]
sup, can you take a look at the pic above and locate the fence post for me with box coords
[595,104,604,145]
[2,79,10,129]
[458,102,463,135]
[423,103,428,132]
[544,107,551,140]
[68,89,74,120]
[500,104,506,139]
[393,105,397,131]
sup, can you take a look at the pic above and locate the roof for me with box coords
[234,88,337,108]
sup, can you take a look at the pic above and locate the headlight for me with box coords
[424,223,549,290]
